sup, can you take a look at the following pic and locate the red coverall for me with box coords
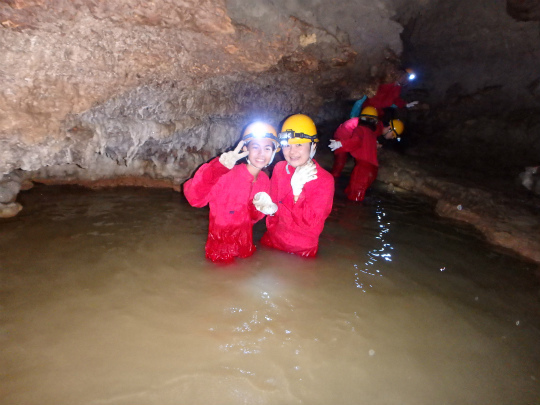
[261,160,334,257]
[184,158,269,263]
[331,118,382,178]
[363,83,406,118]
[338,124,379,202]
[331,117,359,178]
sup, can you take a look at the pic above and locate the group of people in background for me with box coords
[184,68,419,264]
[329,67,418,202]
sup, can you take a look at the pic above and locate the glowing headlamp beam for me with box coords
[249,122,269,139]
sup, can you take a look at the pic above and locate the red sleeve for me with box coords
[248,201,265,222]
[268,165,281,204]
[389,84,406,108]
[248,174,271,223]
[288,170,334,231]
[339,128,363,153]
[334,118,358,141]
[183,158,230,207]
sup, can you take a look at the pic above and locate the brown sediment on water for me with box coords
[33,176,182,192]
[376,150,540,264]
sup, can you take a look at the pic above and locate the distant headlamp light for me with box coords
[408,73,416,81]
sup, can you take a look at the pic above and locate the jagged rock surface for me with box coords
[376,149,540,264]
[0,0,377,184]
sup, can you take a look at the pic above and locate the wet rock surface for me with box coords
[376,149,540,264]
[0,172,25,218]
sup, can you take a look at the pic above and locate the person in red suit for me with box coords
[184,122,281,263]
[359,69,419,120]
[261,114,335,257]
[330,110,405,202]
[331,106,381,179]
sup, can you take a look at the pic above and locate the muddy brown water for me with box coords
[1,184,539,405]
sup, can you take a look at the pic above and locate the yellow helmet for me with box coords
[279,114,318,145]
[242,121,280,151]
[389,119,404,138]
[360,106,379,120]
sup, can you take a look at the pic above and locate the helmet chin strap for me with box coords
[268,150,276,167]
[309,143,317,159]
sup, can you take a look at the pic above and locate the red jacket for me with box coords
[261,160,334,257]
[334,118,359,142]
[363,83,406,114]
[184,158,269,263]
[339,125,379,166]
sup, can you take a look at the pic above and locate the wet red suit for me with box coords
[331,118,382,179]
[184,158,269,263]
[261,160,334,257]
[338,124,380,201]
[331,117,359,178]
[363,83,406,118]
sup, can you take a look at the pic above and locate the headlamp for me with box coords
[408,73,416,81]
[249,122,269,139]
[278,131,294,146]
[278,130,318,145]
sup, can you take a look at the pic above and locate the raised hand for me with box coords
[291,160,318,197]
[219,141,249,169]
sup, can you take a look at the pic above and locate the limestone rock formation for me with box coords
[1,0,366,180]
[0,0,411,213]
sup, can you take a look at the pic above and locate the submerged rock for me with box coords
[0,202,23,218]
[0,180,20,203]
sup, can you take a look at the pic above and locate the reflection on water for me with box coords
[352,203,393,291]
[1,185,539,405]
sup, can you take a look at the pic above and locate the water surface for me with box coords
[1,184,539,405]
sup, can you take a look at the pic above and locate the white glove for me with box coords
[219,141,249,169]
[329,139,342,152]
[406,101,419,108]
[253,192,278,215]
[291,160,317,196]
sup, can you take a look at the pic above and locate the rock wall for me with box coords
[0,0,377,178]
[398,0,540,173]
[2,0,540,219]
[0,0,412,216]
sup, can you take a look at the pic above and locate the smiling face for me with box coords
[244,138,275,169]
[281,142,313,168]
